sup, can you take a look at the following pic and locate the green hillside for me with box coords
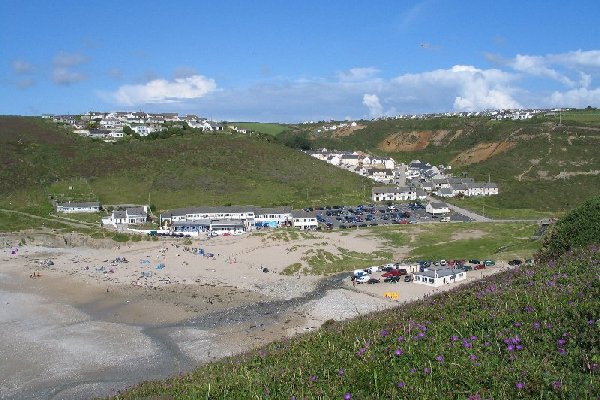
[0,117,373,218]
[232,122,290,136]
[292,112,600,215]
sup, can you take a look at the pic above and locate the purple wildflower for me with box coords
[423,367,431,375]
[451,335,459,342]
[397,381,406,388]
[552,381,562,390]
[484,341,491,347]
[516,345,523,351]
[468,395,481,400]
[310,375,317,383]
[587,319,595,325]
[523,305,534,312]
[380,329,389,337]
[410,368,417,374]
[557,348,567,355]
[469,354,477,361]
[418,331,425,338]
[507,344,515,352]
[344,393,352,400]
[533,321,541,329]
[516,382,525,390]
[463,340,472,348]
[514,322,522,327]
[397,335,404,342]
[470,335,478,341]
[548,260,556,267]
[436,354,444,363]
[356,348,366,357]
[394,348,404,357]
[557,339,566,346]
[337,368,345,376]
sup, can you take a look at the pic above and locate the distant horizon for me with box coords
[2,1,600,122]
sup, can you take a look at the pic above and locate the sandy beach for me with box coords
[0,229,509,399]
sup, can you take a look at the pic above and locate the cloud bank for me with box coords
[112,75,217,105]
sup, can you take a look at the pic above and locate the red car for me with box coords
[382,270,402,277]
[474,264,486,270]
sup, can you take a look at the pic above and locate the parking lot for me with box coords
[303,202,473,230]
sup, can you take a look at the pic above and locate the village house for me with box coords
[292,211,318,230]
[414,268,466,287]
[426,202,450,215]
[254,207,293,228]
[371,186,418,202]
[56,201,101,213]
[160,206,256,232]
[102,206,149,227]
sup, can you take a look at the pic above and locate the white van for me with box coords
[353,269,368,277]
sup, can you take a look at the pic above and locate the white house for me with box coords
[102,206,148,227]
[56,202,101,213]
[426,202,450,215]
[161,206,256,231]
[414,268,466,287]
[372,187,417,202]
[340,154,360,166]
[292,211,318,230]
[254,207,293,228]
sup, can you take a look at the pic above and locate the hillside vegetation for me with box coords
[0,117,373,219]
[292,112,600,215]
[113,197,600,399]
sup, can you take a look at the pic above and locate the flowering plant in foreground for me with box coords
[113,245,600,399]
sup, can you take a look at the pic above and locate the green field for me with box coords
[232,122,289,136]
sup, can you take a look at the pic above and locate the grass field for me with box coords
[232,122,289,136]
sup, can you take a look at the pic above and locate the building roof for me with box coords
[292,211,316,219]
[254,207,292,215]
[163,206,256,218]
[430,202,448,208]
[126,207,147,216]
[57,201,100,208]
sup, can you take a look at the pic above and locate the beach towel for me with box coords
[155,263,166,270]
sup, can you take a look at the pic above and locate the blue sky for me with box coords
[2,0,600,122]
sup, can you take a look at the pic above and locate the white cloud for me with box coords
[338,67,380,82]
[509,54,574,86]
[392,65,522,111]
[362,94,383,117]
[12,59,34,74]
[112,75,217,105]
[52,51,88,85]
[549,87,600,108]
[53,52,88,68]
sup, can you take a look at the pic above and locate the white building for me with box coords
[292,211,318,230]
[56,202,101,213]
[102,206,148,227]
[414,268,466,287]
[372,187,417,202]
[426,202,450,215]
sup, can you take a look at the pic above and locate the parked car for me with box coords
[384,276,401,283]
[366,266,380,273]
[367,278,380,284]
[508,259,523,266]
[483,260,495,267]
[469,259,481,265]
[462,265,473,271]
[382,270,402,277]
[440,259,448,267]
[404,275,414,282]
[355,275,370,284]
[398,268,408,275]
[474,264,486,270]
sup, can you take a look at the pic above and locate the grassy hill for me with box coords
[0,117,373,220]
[291,112,600,216]
[231,122,290,136]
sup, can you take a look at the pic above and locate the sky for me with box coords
[1,0,600,122]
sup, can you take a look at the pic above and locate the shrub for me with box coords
[537,196,600,261]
